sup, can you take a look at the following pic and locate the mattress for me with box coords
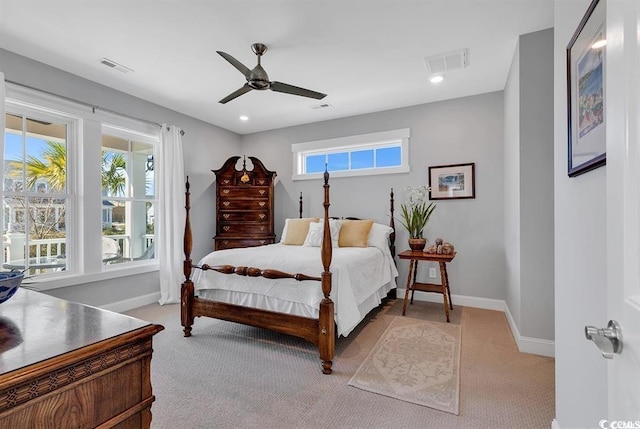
[192,243,398,337]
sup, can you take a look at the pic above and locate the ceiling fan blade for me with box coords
[219,84,253,104]
[270,81,327,100]
[217,51,252,78]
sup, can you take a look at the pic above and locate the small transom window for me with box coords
[292,129,410,180]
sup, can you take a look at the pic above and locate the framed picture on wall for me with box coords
[428,163,475,200]
[566,0,606,177]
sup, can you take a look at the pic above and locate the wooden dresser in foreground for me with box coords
[0,288,164,428]
[213,155,277,250]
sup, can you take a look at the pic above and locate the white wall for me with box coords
[240,92,506,303]
[554,1,608,427]
[0,47,240,307]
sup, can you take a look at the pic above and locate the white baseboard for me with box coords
[100,291,161,313]
[551,419,562,429]
[503,304,555,357]
[398,288,555,358]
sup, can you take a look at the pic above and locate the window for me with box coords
[292,128,410,180]
[3,110,73,276]
[2,83,159,285]
[101,126,156,264]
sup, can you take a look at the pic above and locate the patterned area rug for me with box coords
[348,316,462,415]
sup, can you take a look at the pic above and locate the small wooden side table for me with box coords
[398,250,457,322]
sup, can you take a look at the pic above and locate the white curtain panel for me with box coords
[0,72,5,146]
[0,73,4,237]
[158,124,185,304]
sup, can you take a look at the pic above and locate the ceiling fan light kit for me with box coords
[217,43,327,104]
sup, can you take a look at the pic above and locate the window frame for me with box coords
[4,96,79,276]
[2,83,159,290]
[291,128,410,181]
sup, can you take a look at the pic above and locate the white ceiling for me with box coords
[0,0,553,135]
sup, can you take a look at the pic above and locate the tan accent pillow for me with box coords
[338,219,374,248]
[282,218,320,245]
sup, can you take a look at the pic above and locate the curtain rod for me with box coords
[5,79,185,136]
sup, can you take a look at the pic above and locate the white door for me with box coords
[606,0,640,418]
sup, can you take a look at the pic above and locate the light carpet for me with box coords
[348,316,461,415]
[125,299,555,428]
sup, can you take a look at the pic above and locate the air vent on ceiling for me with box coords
[99,57,134,74]
[311,103,332,110]
[423,49,468,76]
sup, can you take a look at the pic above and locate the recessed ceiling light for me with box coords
[430,75,444,84]
[239,115,249,121]
[591,39,607,49]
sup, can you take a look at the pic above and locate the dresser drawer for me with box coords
[219,187,270,199]
[217,177,271,187]
[215,237,274,250]
[219,199,270,210]
[218,222,271,236]
[218,211,270,222]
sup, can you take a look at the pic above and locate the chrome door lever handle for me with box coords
[584,320,622,359]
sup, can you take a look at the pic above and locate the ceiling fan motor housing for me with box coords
[248,64,270,90]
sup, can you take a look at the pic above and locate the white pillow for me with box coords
[280,218,319,243]
[303,219,341,248]
[367,222,394,251]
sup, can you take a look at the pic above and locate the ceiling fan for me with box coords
[216,43,327,104]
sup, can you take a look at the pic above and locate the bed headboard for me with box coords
[297,188,396,259]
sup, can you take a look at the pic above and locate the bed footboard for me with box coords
[181,171,336,374]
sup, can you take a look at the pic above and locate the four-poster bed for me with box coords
[180,171,396,374]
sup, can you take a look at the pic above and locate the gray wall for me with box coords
[519,28,554,341]
[504,28,555,342]
[0,48,240,306]
[240,92,506,302]
[554,0,608,427]
[504,40,522,330]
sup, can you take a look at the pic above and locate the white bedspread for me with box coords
[192,243,398,337]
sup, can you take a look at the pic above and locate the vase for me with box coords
[408,238,427,251]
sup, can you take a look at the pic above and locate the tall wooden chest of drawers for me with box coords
[213,156,277,250]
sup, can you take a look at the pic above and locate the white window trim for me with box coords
[3,83,160,291]
[292,128,410,181]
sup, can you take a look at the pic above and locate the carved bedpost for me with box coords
[389,188,396,258]
[299,192,303,218]
[387,188,397,300]
[319,169,335,374]
[181,177,195,337]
